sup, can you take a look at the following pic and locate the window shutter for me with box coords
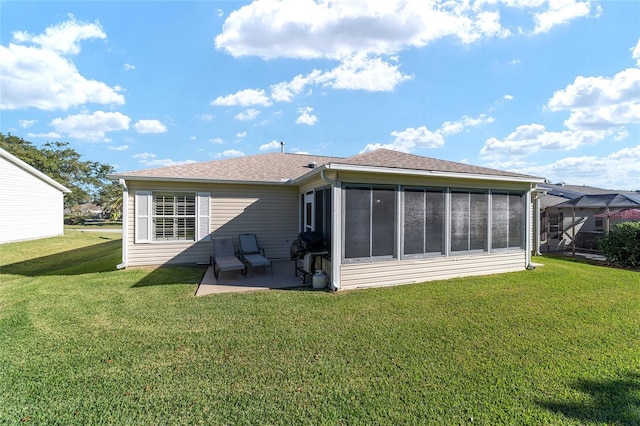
[135,190,152,243]
[197,192,210,242]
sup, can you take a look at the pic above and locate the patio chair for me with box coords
[211,237,246,280]
[238,234,272,277]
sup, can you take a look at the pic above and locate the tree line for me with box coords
[1,133,122,219]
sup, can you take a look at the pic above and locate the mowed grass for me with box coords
[1,233,639,425]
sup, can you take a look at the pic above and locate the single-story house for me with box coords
[542,192,640,253]
[0,147,71,244]
[110,149,545,291]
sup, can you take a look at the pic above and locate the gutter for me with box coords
[116,178,128,270]
[107,174,292,186]
[293,163,545,186]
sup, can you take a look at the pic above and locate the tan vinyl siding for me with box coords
[340,251,526,290]
[125,181,298,267]
[209,184,299,259]
[0,155,65,244]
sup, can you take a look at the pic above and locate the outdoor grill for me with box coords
[290,231,326,283]
[290,231,325,260]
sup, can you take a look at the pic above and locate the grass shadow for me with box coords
[131,265,207,288]
[0,240,121,276]
[538,372,640,425]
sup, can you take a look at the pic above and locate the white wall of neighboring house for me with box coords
[0,148,70,244]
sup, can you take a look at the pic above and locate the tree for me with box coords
[0,133,119,210]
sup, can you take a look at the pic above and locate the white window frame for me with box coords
[134,190,210,244]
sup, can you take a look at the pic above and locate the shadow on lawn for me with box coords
[131,265,207,288]
[0,239,121,276]
[538,371,640,425]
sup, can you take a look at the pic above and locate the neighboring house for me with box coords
[110,149,544,291]
[539,182,640,253]
[0,147,71,244]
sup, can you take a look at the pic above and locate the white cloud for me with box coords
[362,125,445,153]
[0,18,124,111]
[216,0,510,60]
[632,39,640,66]
[316,54,411,92]
[211,88,271,107]
[133,119,167,134]
[439,114,494,136]
[197,113,215,122]
[267,55,410,104]
[13,15,105,55]
[217,149,245,158]
[236,131,247,138]
[547,68,640,130]
[270,72,318,102]
[234,108,261,121]
[50,111,131,142]
[503,94,514,101]
[532,0,599,35]
[108,145,129,151]
[18,119,36,128]
[295,107,317,125]
[480,123,608,159]
[27,132,61,139]
[123,63,136,71]
[209,137,224,144]
[133,152,196,167]
[519,144,640,190]
[215,0,592,60]
[133,152,155,160]
[259,140,282,151]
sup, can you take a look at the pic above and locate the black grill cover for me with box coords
[290,231,325,259]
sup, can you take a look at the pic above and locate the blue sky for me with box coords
[1,0,639,189]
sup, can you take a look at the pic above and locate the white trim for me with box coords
[117,179,128,269]
[108,175,291,186]
[321,163,545,184]
[331,182,342,291]
[0,147,71,193]
[525,189,533,267]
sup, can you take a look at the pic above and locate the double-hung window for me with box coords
[153,192,196,241]
[135,191,210,243]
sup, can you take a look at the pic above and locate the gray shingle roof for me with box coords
[113,152,342,183]
[111,148,542,183]
[331,149,539,179]
[555,193,640,208]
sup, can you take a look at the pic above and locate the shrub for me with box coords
[598,221,640,268]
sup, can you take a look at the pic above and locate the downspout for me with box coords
[321,169,341,291]
[572,206,576,256]
[525,188,534,270]
[533,189,546,256]
[117,178,128,270]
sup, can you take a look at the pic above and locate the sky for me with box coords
[1,0,639,190]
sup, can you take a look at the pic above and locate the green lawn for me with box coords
[1,233,639,425]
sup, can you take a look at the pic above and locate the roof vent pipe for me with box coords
[280,141,285,153]
[308,161,317,169]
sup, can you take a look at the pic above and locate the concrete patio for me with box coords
[195,259,322,295]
